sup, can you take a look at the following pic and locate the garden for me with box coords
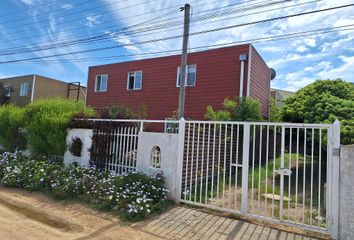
[0,98,170,221]
[0,151,170,221]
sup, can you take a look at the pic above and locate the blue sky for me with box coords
[0,0,353,91]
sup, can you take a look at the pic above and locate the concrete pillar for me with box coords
[339,145,354,240]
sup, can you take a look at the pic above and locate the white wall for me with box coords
[339,145,354,240]
[64,129,93,167]
[136,132,179,198]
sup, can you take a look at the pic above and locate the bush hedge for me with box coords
[25,98,95,155]
[0,104,26,151]
[0,152,169,221]
[0,98,95,156]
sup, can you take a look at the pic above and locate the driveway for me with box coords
[0,187,322,240]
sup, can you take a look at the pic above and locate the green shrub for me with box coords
[205,97,263,121]
[282,79,354,144]
[99,104,147,119]
[0,105,26,151]
[24,98,95,156]
[0,152,169,221]
[269,97,282,122]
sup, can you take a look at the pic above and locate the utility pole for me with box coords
[177,3,190,119]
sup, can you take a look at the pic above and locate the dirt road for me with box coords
[0,187,325,240]
[0,187,160,240]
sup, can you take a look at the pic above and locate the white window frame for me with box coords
[126,71,143,90]
[176,64,197,87]
[20,82,29,96]
[4,84,11,97]
[94,74,108,92]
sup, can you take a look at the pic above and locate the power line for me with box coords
[0,9,181,56]
[0,3,353,63]
[0,0,132,27]
[13,24,354,64]
[0,0,71,19]
[2,0,250,43]
[0,0,293,55]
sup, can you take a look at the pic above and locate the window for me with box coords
[150,146,161,168]
[20,82,29,96]
[4,84,11,97]
[95,74,108,92]
[176,64,196,87]
[127,71,142,90]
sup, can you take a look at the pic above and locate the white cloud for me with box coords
[296,45,308,53]
[260,46,283,53]
[317,56,354,81]
[107,32,142,53]
[85,14,103,28]
[304,38,316,47]
[304,61,332,72]
[19,0,34,5]
[61,4,73,10]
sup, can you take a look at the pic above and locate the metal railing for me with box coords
[73,118,340,237]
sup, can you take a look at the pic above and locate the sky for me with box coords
[0,0,353,91]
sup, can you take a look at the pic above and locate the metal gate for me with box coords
[179,120,340,236]
[90,120,139,174]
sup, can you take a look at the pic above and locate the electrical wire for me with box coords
[0,2,352,62]
[13,24,354,64]
[0,0,294,55]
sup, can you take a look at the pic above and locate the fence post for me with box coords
[174,118,186,201]
[329,120,340,239]
[139,121,144,132]
[241,122,250,213]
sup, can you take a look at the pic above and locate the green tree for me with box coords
[282,79,354,144]
[269,96,281,122]
[205,97,263,121]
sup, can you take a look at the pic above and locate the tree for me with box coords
[205,97,263,121]
[269,96,281,122]
[282,79,354,144]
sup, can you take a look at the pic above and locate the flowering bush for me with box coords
[0,152,170,221]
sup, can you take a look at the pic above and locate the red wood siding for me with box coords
[249,45,271,116]
[86,44,269,120]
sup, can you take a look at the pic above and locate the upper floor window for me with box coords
[20,82,29,96]
[127,71,142,90]
[4,84,11,97]
[176,64,196,87]
[95,74,108,92]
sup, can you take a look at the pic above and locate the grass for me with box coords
[187,152,320,206]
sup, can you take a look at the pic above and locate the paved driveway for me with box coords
[0,187,322,240]
[142,207,321,240]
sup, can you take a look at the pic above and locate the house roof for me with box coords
[0,74,86,89]
[89,43,252,68]
[270,88,295,99]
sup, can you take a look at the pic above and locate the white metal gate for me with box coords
[178,120,340,236]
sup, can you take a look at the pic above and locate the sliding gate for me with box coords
[179,120,339,235]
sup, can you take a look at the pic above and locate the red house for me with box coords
[86,44,271,120]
